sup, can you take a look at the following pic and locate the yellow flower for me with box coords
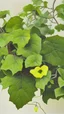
[34,105,38,112]
[30,65,48,78]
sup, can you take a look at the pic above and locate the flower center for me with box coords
[38,69,42,73]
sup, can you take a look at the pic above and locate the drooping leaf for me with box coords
[36,71,51,90]
[5,16,23,32]
[41,35,64,66]
[55,24,64,31]
[55,4,64,20]
[58,68,64,80]
[1,74,36,109]
[17,33,41,57]
[25,54,42,68]
[0,10,10,18]
[1,54,23,75]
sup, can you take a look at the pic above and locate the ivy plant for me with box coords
[0,0,64,111]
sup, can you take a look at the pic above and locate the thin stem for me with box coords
[52,0,59,24]
[28,101,46,114]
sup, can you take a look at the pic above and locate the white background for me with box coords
[0,0,64,114]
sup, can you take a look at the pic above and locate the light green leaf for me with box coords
[41,35,64,66]
[36,71,51,90]
[0,33,10,47]
[1,54,23,75]
[11,29,30,48]
[32,0,42,6]
[23,4,35,12]
[5,16,23,32]
[55,87,64,98]
[0,10,10,18]
[55,4,64,20]
[25,54,42,68]
[1,74,36,108]
[17,33,41,57]
[58,68,64,80]
[58,77,64,87]
[0,47,8,56]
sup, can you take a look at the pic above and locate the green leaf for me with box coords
[23,4,35,12]
[55,24,64,31]
[0,47,8,56]
[41,35,64,66]
[25,54,42,68]
[55,87,64,98]
[17,33,41,57]
[55,4,64,20]
[32,0,42,6]
[43,1,48,8]
[58,77,64,88]
[1,74,36,108]
[5,16,23,32]
[0,33,10,47]
[58,68,64,80]
[0,10,10,18]
[1,54,23,75]
[36,71,51,90]
[11,29,30,48]
[42,84,56,103]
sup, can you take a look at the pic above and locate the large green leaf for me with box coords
[36,71,51,90]
[25,54,42,68]
[17,33,41,57]
[58,68,64,80]
[1,54,23,75]
[1,74,36,108]
[11,29,30,48]
[5,16,23,32]
[55,4,64,20]
[0,10,10,18]
[0,47,8,56]
[41,35,64,66]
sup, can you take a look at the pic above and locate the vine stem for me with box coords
[28,101,47,114]
[52,0,59,24]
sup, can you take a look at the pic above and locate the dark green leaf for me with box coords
[41,35,64,66]
[0,10,10,18]
[1,74,36,108]
[55,24,64,31]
